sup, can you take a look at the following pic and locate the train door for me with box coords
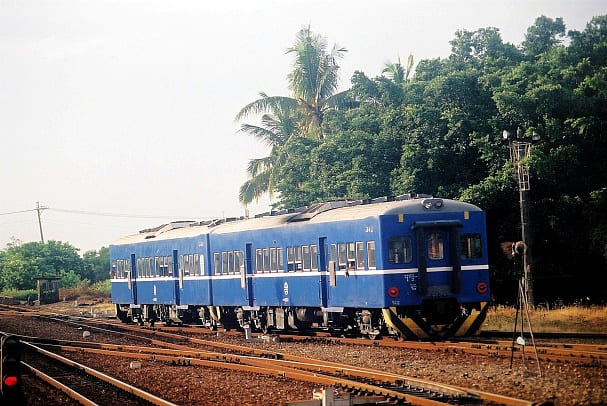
[243,243,254,306]
[129,253,138,305]
[413,221,462,295]
[318,237,328,308]
[173,249,181,306]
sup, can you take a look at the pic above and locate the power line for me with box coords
[0,205,215,220]
[0,208,39,216]
[48,207,214,220]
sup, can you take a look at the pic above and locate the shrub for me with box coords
[0,289,37,302]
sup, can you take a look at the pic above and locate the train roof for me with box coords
[111,197,482,246]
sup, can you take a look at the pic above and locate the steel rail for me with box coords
[278,333,607,365]
[36,343,476,406]
[33,333,535,406]
[22,341,179,406]
[20,361,100,406]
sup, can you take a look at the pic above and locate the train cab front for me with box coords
[381,199,491,339]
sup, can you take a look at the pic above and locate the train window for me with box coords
[233,251,239,274]
[294,246,302,271]
[261,248,268,272]
[225,251,233,274]
[302,245,311,271]
[460,234,482,259]
[330,244,337,263]
[163,257,169,276]
[154,257,160,277]
[162,256,170,277]
[367,241,376,269]
[196,254,202,276]
[256,249,263,273]
[221,252,229,274]
[427,233,444,260]
[148,258,153,277]
[356,242,365,270]
[287,247,295,271]
[179,256,185,277]
[338,244,347,270]
[310,245,318,271]
[213,252,221,275]
[347,242,356,269]
[235,251,243,274]
[388,236,413,264]
[277,247,284,271]
[269,248,277,272]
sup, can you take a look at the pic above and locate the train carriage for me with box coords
[110,195,490,339]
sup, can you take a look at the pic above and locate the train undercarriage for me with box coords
[116,300,488,340]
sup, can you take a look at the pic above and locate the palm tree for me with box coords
[286,26,351,139]
[235,26,353,205]
[382,54,414,83]
[236,26,352,140]
[237,94,299,205]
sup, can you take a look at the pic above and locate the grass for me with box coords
[484,304,607,333]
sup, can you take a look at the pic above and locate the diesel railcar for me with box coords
[110,195,490,339]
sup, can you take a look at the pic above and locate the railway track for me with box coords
[0,311,538,406]
[2,303,606,367]
[23,331,533,406]
[2,305,605,404]
[0,332,177,406]
[142,322,607,367]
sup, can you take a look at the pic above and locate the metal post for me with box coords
[519,188,534,307]
[36,201,45,243]
[509,135,535,308]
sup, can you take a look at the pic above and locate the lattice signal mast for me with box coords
[503,127,540,307]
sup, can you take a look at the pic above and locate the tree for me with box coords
[235,26,353,205]
[82,247,110,282]
[0,241,85,290]
[286,25,352,140]
[382,54,414,84]
[236,26,350,141]
[236,95,300,205]
[522,16,566,57]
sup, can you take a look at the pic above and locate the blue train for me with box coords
[110,195,490,339]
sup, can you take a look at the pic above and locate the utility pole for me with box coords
[36,201,45,243]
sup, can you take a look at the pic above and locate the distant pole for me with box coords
[36,201,45,243]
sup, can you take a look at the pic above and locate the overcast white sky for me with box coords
[0,0,604,253]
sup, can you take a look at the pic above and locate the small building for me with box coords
[36,277,61,304]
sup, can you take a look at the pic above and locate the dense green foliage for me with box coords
[0,240,109,291]
[238,17,607,303]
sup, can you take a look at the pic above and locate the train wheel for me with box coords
[115,305,131,323]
